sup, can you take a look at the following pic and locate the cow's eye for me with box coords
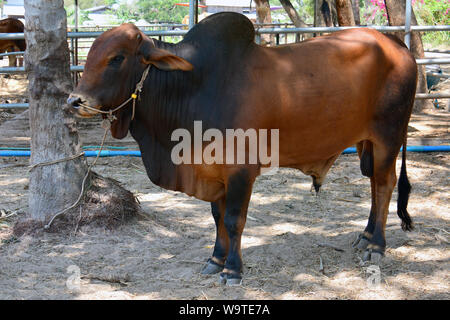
[109,55,124,65]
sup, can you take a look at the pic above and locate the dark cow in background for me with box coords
[68,12,417,285]
[0,18,26,67]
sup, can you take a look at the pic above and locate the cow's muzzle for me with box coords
[67,93,99,118]
[67,94,83,110]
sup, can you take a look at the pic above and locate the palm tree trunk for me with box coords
[24,0,87,222]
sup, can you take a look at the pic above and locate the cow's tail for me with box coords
[397,140,413,231]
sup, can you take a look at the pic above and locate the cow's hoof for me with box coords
[219,272,242,286]
[362,248,384,264]
[352,233,370,250]
[201,258,224,275]
[370,252,383,264]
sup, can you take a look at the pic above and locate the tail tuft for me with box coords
[397,144,414,231]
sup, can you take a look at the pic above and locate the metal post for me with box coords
[313,0,318,37]
[74,0,79,84]
[195,0,199,24]
[189,0,196,29]
[405,0,412,49]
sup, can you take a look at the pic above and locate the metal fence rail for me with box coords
[1,24,449,109]
[1,25,448,40]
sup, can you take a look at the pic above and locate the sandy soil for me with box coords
[0,76,449,300]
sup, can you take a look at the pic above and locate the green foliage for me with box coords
[97,0,190,24]
[414,0,450,25]
[65,4,92,26]
[106,1,139,23]
[64,0,106,10]
[288,0,315,24]
[299,0,315,23]
[414,0,450,46]
[137,0,189,23]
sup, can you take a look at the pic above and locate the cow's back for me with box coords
[0,18,24,33]
[236,28,416,166]
[0,18,26,52]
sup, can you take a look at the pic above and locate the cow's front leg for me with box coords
[219,169,255,286]
[202,198,227,274]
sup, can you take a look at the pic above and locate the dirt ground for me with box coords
[0,75,449,300]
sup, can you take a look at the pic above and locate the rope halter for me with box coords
[77,65,151,122]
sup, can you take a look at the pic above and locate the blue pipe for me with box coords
[0,150,142,157]
[0,146,129,151]
[341,145,450,154]
[83,150,142,157]
[0,146,449,157]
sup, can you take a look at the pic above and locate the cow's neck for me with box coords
[128,38,247,196]
[129,39,198,191]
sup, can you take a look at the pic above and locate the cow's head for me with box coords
[68,23,193,139]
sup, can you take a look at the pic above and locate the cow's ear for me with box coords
[138,36,193,71]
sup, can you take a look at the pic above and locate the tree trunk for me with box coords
[314,0,326,27]
[321,0,334,27]
[329,0,339,26]
[254,0,275,45]
[24,0,87,222]
[384,0,430,112]
[280,0,312,41]
[335,0,356,26]
[280,0,308,27]
[352,0,361,25]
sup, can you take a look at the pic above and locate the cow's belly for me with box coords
[240,82,373,167]
[277,109,369,167]
[175,164,226,202]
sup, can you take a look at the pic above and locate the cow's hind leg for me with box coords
[202,198,228,274]
[7,47,17,67]
[360,69,415,261]
[362,142,399,263]
[219,168,255,286]
[353,141,376,250]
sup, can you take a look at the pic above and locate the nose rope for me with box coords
[77,65,151,121]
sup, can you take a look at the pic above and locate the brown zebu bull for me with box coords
[0,18,26,67]
[68,12,417,285]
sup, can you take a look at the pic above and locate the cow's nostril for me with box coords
[67,96,83,109]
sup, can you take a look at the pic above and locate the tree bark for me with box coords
[280,0,312,41]
[321,0,334,27]
[335,0,356,26]
[24,0,87,222]
[254,0,275,45]
[329,0,339,26]
[384,0,430,112]
[314,0,326,27]
[279,0,308,27]
[352,0,361,25]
